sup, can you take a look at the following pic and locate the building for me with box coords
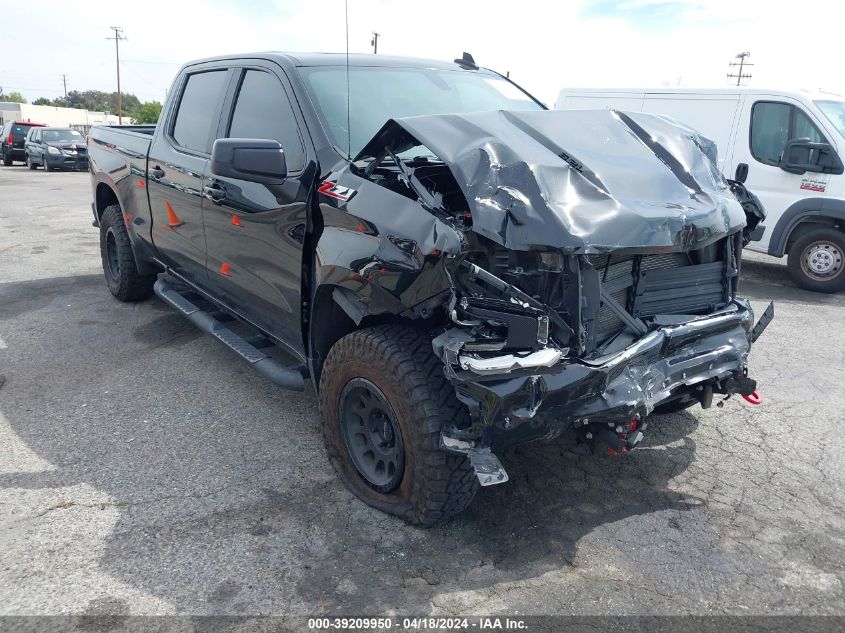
[0,102,124,132]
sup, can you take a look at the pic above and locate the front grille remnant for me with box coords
[588,245,729,345]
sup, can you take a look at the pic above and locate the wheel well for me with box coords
[95,183,120,220]
[785,216,844,254]
[308,285,406,386]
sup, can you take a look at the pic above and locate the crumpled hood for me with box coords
[356,109,746,252]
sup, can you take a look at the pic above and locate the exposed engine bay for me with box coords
[316,109,773,478]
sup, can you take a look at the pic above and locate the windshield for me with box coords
[815,100,845,138]
[298,66,544,158]
[43,129,84,143]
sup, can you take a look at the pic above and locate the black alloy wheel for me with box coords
[339,378,405,493]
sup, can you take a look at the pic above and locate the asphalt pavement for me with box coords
[0,165,843,618]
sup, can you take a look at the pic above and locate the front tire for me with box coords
[787,227,845,293]
[319,325,478,526]
[99,205,156,301]
[26,154,36,170]
[43,157,53,172]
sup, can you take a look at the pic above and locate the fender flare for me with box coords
[93,178,160,276]
[767,197,845,256]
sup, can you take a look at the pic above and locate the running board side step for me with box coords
[153,277,305,391]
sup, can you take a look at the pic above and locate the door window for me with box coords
[750,101,827,167]
[172,70,228,154]
[227,70,305,172]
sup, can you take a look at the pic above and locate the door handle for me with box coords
[203,183,227,202]
[149,165,165,180]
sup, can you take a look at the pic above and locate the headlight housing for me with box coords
[47,146,61,155]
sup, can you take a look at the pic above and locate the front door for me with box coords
[147,67,231,285]
[731,98,832,253]
[202,66,311,353]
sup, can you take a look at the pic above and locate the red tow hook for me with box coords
[742,390,761,405]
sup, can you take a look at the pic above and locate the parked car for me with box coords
[24,126,88,171]
[556,87,845,292]
[88,53,772,525]
[1,121,45,166]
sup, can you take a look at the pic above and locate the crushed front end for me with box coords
[329,108,773,482]
[434,248,765,459]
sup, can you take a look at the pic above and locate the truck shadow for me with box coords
[291,414,702,612]
[740,257,845,303]
[0,274,712,614]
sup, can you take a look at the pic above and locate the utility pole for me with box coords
[61,74,68,100]
[107,27,126,123]
[727,51,752,87]
[370,31,379,54]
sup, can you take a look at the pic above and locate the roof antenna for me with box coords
[454,52,478,70]
[345,0,352,160]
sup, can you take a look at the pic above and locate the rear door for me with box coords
[202,63,311,351]
[25,128,38,160]
[12,124,33,152]
[147,65,231,285]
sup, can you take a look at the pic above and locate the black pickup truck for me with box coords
[88,52,772,525]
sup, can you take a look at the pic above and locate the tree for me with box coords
[0,89,27,103]
[33,97,56,106]
[131,101,162,124]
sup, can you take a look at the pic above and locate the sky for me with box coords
[2,0,844,107]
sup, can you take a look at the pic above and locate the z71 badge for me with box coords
[318,181,357,202]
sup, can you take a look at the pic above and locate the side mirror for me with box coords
[734,162,749,183]
[211,138,287,184]
[780,138,843,175]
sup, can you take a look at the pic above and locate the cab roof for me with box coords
[184,52,487,73]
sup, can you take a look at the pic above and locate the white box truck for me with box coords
[555,88,845,292]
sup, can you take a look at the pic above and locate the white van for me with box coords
[555,88,845,292]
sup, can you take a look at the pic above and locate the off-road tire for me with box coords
[2,151,12,166]
[99,204,156,302]
[787,227,845,293]
[320,325,478,526]
[26,154,36,170]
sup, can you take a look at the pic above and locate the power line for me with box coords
[727,51,752,86]
[106,26,127,123]
[122,59,180,65]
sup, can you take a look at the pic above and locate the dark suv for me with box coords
[24,126,88,171]
[1,121,45,165]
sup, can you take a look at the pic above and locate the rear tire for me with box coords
[787,227,845,293]
[2,151,12,166]
[99,204,156,302]
[319,325,478,526]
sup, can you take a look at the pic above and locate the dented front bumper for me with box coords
[439,299,760,452]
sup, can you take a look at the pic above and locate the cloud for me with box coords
[2,0,843,106]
